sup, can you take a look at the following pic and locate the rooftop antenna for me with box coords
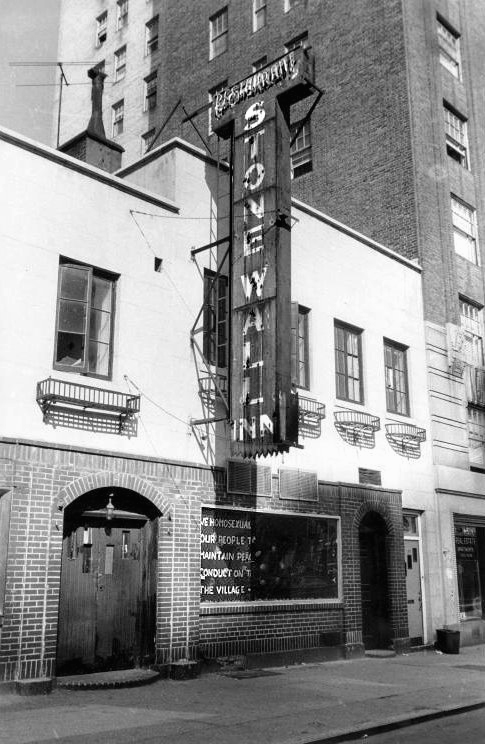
[9,61,99,147]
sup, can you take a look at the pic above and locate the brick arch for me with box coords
[55,471,171,516]
[352,498,397,538]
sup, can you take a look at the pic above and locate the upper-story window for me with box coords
[460,298,484,367]
[114,46,126,82]
[451,196,479,264]
[141,128,156,154]
[144,71,158,110]
[112,99,124,137]
[252,55,267,72]
[203,270,228,368]
[437,17,461,79]
[208,79,227,134]
[384,339,409,416]
[444,103,468,168]
[291,120,312,178]
[285,31,308,53]
[335,321,363,403]
[53,261,116,379]
[291,304,310,389]
[210,7,228,59]
[284,0,296,10]
[145,16,159,55]
[96,12,108,46]
[116,0,128,30]
[253,0,267,32]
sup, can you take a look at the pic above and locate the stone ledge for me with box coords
[15,677,54,695]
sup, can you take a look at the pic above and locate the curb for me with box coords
[299,700,485,743]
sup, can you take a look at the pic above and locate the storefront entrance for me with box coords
[57,489,158,675]
[359,511,391,649]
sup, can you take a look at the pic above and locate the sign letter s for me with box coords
[244,101,266,131]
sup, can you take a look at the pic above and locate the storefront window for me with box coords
[455,525,485,619]
[200,508,339,602]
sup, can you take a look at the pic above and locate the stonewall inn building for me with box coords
[0,57,446,689]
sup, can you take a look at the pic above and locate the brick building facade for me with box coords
[1,123,434,684]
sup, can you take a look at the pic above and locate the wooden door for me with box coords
[359,514,391,649]
[57,516,157,675]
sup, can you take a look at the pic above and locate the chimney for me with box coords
[58,66,124,173]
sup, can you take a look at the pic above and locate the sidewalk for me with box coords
[1,645,485,744]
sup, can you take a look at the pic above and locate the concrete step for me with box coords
[56,668,159,690]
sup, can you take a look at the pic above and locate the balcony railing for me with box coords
[298,396,326,439]
[36,378,140,432]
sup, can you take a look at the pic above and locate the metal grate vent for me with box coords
[358,468,382,486]
[279,468,318,501]
[227,459,272,496]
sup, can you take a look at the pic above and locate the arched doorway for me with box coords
[57,488,160,676]
[359,511,391,649]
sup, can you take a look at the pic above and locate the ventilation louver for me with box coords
[227,459,272,496]
[279,468,318,501]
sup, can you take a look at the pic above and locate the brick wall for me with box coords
[0,439,408,680]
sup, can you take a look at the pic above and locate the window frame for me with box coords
[460,297,484,367]
[468,406,485,469]
[451,195,479,264]
[291,119,312,178]
[116,0,128,30]
[145,15,159,55]
[208,79,227,135]
[96,11,108,47]
[53,260,117,381]
[252,55,268,72]
[285,31,308,53]
[210,7,228,59]
[437,16,461,80]
[444,103,469,169]
[291,303,310,390]
[144,71,158,111]
[334,321,364,404]
[252,0,267,32]
[203,269,228,368]
[114,45,127,82]
[111,99,124,137]
[141,128,156,154]
[383,338,410,416]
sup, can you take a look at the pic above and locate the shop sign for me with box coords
[213,49,313,457]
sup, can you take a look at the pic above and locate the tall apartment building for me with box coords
[54,0,485,647]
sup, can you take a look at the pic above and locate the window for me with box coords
[468,408,485,468]
[253,0,266,32]
[384,340,409,415]
[96,12,108,46]
[334,322,363,403]
[252,55,267,72]
[208,79,227,134]
[145,16,159,55]
[203,270,228,367]
[455,522,485,619]
[444,104,468,168]
[460,298,484,367]
[53,261,116,378]
[210,7,228,59]
[201,507,339,602]
[116,0,128,30]
[291,303,310,388]
[284,0,297,10]
[114,46,126,82]
[112,99,124,136]
[451,196,479,264]
[144,71,157,111]
[141,128,156,154]
[437,17,461,79]
[291,120,312,177]
[285,31,308,53]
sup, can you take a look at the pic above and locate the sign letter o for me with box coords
[243,163,265,191]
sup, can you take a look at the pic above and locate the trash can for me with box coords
[436,628,460,654]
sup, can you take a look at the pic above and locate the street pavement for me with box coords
[1,644,485,744]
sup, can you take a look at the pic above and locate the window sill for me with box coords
[200,599,343,615]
